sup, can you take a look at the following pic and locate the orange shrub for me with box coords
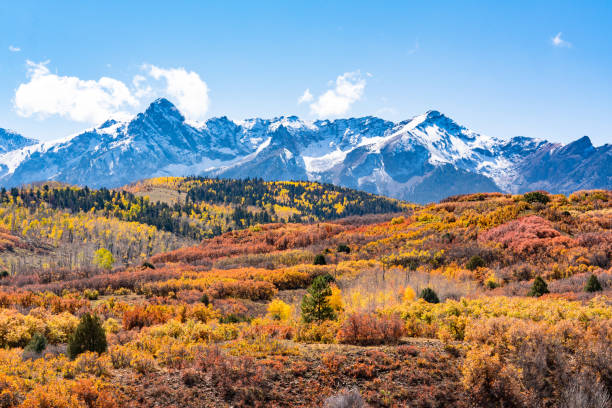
[122,305,171,330]
[207,280,277,301]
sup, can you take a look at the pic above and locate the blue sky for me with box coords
[0,1,611,145]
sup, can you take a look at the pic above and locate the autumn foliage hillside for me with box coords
[0,179,405,276]
[0,188,609,407]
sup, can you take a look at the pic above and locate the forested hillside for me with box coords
[123,177,408,222]
[0,178,406,274]
[0,188,609,407]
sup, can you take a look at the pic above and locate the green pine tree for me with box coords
[68,313,107,359]
[584,274,603,292]
[529,276,549,297]
[301,275,336,323]
[419,287,440,304]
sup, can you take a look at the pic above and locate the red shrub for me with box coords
[348,362,376,379]
[336,312,405,346]
[150,223,345,265]
[242,322,295,340]
[479,216,575,255]
[195,346,271,406]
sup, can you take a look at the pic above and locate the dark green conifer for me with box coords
[68,313,107,359]
[301,275,336,322]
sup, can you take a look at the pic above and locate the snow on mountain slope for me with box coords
[0,128,37,154]
[0,99,608,203]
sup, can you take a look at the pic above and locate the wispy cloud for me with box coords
[297,88,313,104]
[8,45,20,52]
[306,71,367,117]
[551,32,571,48]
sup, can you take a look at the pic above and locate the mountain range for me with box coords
[0,98,609,203]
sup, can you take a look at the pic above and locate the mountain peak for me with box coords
[99,119,118,129]
[143,98,184,122]
[425,110,443,119]
[572,135,592,147]
[562,135,594,156]
[406,110,460,133]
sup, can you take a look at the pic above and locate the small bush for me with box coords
[130,354,157,374]
[529,276,549,297]
[200,293,210,306]
[584,274,603,292]
[68,313,107,359]
[296,321,339,343]
[83,289,99,300]
[466,255,485,271]
[402,286,416,302]
[314,254,327,265]
[25,333,47,354]
[267,299,293,321]
[390,216,405,225]
[523,191,550,204]
[337,244,351,253]
[484,275,500,289]
[219,313,249,324]
[419,287,440,303]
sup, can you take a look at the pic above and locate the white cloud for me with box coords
[144,65,209,122]
[308,71,366,117]
[8,45,20,52]
[13,61,211,125]
[552,32,571,48]
[14,60,138,123]
[298,88,313,104]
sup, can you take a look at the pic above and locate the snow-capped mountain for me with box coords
[0,98,609,203]
[0,129,39,180]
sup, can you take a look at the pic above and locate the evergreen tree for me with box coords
[25,333,47,353]
[585,274,603,292]
[529,276,549,297]
[301,276,336,323]
[337,244,351,253]
[466,255,485,271]
[419,287,440,304]
[68,313,107,359]
[313,254,327,265]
